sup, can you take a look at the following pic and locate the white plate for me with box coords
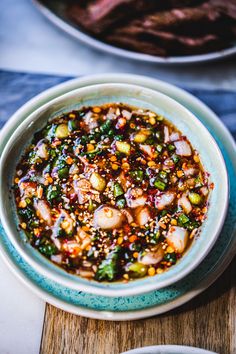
[122,345,217,354]
[33,0,236,65]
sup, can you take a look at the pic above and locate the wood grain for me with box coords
[40,257,235,354]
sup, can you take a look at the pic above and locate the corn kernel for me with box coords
[133,252,139,259]
[69,113,76,119]
[147,161,156,167]
[111,163,119,170]
[177,170,184,178]
[61,220,69,230]
[66,156,74,165]
[92,107,101,113]
[87,144,95,152]
[129,235,137,243]
[14,177,19,184]
[33,228,41,236]
[19,200,27,208]
[156,268,164,274]
[121,162,130,170]
[149,117,156,125]
[110,155,117,162]
[123,274,129,280]
[117,236,123,245]
[20,222,27,230]
[166,246,174,253]
[47,176,53,184]
[148,267,156,276]
[171,219,177,226]
[194,155,200,163]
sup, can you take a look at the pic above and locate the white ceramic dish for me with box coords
[0,82,228,297]
[0,74,235,320]
[122,345,217,354]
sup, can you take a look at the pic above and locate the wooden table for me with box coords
[40,257,235,354]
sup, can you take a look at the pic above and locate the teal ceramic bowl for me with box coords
[0,83,228,297]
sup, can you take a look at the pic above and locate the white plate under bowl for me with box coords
[0,74,235,320]
[122,345,217,354]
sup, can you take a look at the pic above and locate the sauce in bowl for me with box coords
[14,103,211,282]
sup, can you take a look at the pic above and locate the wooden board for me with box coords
[40,257,235,354]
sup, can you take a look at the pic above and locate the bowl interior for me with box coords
[0,83,228,296]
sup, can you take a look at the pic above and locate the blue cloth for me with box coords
[0,70,235,139]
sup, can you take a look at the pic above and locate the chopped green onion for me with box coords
[150,231,160,244]
[145,136,154,145]
[58,166,69,179]
[46,185,61,202]
[108,129,115,137]
[164,253,177,264]
[39,244,57,256]
[130,170,144,182]
[154,179,166,191]
[188,192,202,205]
[128,262,147,278]
[195,175,204,187]
[167,144,176,151]
[156,144,163,153]
[88,199,95,212]
[114,135,123,141]
[55,124,69,139]
[113,183,124,198]
[161,210,168,217]
[186,220,200,231]
[100,120,112,133]
[68,120,78,132]
[159,170,167,180]
[178,213,189,226]
[80,136,89,145]
[25,198,32,205]
[172,154,180,164]
[155,132,161,140]
[116,198,126,209]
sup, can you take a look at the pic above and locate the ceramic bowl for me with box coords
[0,83,228,297]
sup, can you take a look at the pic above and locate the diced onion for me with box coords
[141,246,164,265]
[125,188,147,208]
[94,205,125,230]
[155,192,175,210]
[178,194,192,214]
[164,126,170,143]
[166,226,189,253]
[135,206,151,226]
[174,140,192,156]
[34,199,52,226]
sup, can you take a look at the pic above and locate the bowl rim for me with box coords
[0,82,229,297]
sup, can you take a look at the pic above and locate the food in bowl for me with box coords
[14,103,211,282]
